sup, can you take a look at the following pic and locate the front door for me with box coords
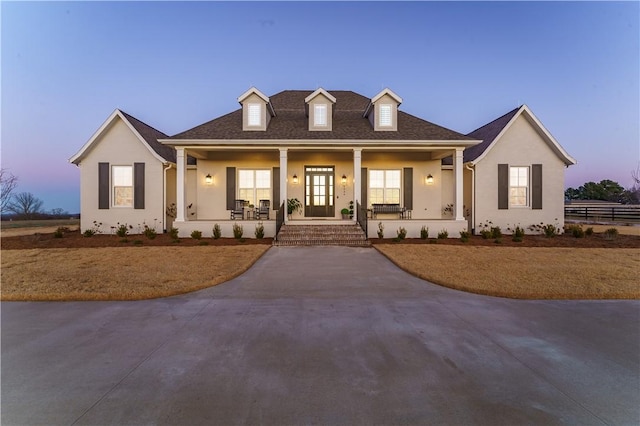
[305,166,335,217]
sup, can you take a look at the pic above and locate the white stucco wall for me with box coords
[473,114,567,234]
[78,116,166,234]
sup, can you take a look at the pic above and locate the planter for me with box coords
[341,213,350,220]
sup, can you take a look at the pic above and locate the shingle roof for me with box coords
[120,111,175,162]
[171,90,472,141]
[463,106,521,162]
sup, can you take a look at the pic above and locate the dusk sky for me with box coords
[2,1,638,213]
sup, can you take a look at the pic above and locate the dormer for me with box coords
[237,87,276,131]
[363,88,403,131]
[304,88,337,131]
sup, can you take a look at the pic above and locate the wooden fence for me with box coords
[564,205,640,223]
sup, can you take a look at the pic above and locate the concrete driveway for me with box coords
[2,247,639,425]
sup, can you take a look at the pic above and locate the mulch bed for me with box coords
[2,230,273,250]
[2,229,638,249]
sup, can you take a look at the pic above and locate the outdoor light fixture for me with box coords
[341,174,347,185]
[205,174,213,184]
[292,174,299,184]
[426,174,434,185]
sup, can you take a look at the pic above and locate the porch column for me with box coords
[454,148,464,221]
[353,149,362,221]
[280,149,288,224]
[176,147,187,222]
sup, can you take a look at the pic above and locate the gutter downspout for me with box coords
[163,163,173,233]
[465,163,475,234]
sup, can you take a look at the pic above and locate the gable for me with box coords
[70,110,171,165]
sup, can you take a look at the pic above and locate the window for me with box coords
[112,166,133,207]
[238,169,270,206]
[248,104,261,126]
[314,104,327,126]
[379,104,392,127]
[369,169,400,205]
[510,166,529,207]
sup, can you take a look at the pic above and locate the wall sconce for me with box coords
[205,174,213,184]
[426,174,434,185]
[341,174,347,185]
[292,174,299,184]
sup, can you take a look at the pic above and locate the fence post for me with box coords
[585,207,588,221]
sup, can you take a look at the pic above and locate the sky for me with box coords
[2,1,638,213]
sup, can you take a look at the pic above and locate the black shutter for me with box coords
[226,167,236,210]
[361,167,367,208]
[134,163,145,209]
[498,164,509,210]
[403,168,413,210]
[273,167,280,210]
[532,164,542,210]
[98,162,109,209]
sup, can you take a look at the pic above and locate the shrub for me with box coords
[53,227,65,238]
[396,227,407,240]
[604,228,619,240]
[420,226,429,239]
[459,230,470,243]
[212,224,222,239]
[479,220,493,239]
[437,229,449,239]
[233,223,244,239]
[377,222,384,239]
[529,220,559,238]
[491,226,502,239]
[585,227,594,236]
[116,223,132,238]
[512,235,523,243]
[169,227,179,240]
[83,221,102,237]
[190,230,202,239]
[567,224,585,238]
[142,223,157,240]
[255,222,265,239]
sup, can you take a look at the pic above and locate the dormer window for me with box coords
[314,104,327,127]
[364,88,403,131]
[379,104,392,127]
[248,103,261,126]
[237,87,275,131]
[305,88,336,131]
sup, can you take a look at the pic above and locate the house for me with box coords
[70,87,576,238]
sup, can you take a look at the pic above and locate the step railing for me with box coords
[275,202,285,240]
[356,201,368,239]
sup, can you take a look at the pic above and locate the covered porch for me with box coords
[169,144,469,239]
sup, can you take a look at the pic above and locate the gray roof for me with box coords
[442,106,520,165]
[171,90,473,141]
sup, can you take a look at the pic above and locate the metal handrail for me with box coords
[356,201,368,239]
[275,202,285,240]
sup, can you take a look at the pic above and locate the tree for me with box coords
[7,192,44,219]
[0,169,18,213]
[565,179,625,203]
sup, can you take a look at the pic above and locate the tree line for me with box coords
[0,169,71,219]
[565,166,640,205]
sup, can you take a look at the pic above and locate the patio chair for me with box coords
[256,199,270,220]
[230,199,245,220]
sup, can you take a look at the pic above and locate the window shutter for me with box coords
[226,167,236,210]
[361,167,368,208]
[403,168,413,210]
[498,164,509,210]
[532,164,543,210]
[98,162,109,209]
[134,163,145,209]
[273,167,280,210]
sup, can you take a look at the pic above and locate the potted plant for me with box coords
[341,208,350,219]
[287,198,302,219]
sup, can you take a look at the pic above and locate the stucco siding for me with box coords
[473,114,567,233]
[79,116,165,234]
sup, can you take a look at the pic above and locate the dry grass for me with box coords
[376,245,640,299]
[1,246,269,301]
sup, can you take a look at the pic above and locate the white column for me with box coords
[454,148,464,221]
[353,149,362,222]
[279,149,288,224]
[176,148,187,222]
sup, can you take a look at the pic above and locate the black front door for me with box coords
[304,166,335,217]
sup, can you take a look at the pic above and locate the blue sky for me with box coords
[2,1,638,213]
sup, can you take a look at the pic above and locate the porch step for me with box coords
[273,224,371,247]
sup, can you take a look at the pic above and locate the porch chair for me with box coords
[230,199,245,220]
[256,199,270,220]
